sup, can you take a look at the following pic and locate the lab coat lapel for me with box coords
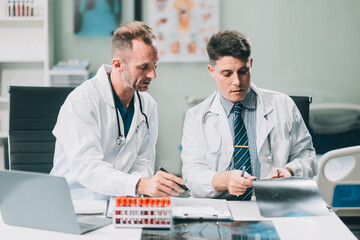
[207,92,233,171]
[252,84,274,153]
[96,65,126,140]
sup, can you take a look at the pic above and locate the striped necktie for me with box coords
[233,103,252,201]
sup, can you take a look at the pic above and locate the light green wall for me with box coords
[221,0,360,103]
[54,0,360,175]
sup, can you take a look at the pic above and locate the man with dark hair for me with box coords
[51,21,185,200]
[181,30,317,200]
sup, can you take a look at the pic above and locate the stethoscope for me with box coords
[108,72,149,145]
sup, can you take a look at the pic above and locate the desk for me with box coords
[228,201,356,239]
[0,201,356,240]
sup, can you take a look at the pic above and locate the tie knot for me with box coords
[233,104,244,114]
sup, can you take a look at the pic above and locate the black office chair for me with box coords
[289,96,312,128]
[8,86,74,173]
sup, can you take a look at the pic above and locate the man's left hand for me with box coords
[271,168,293,178]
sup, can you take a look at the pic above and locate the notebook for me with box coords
[0,170,111,234]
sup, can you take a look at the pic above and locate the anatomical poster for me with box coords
[148,0,219,62]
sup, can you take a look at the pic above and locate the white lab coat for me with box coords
[181,83,317,198]
[50,65,158,200]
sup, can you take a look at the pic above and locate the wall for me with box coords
[54,0,360,175]
[221,0,360,103]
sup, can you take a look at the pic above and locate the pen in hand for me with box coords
[159,167,190,192]
[241,165,246,178]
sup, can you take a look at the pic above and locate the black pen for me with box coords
[159,167,190,192]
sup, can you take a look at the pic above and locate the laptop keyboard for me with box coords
[78,216,112,233]
[79,222,98,232]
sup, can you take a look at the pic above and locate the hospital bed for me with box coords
[311,103,360,238]
[311,103,360,214]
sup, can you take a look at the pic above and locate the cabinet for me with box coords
[0,0,53,138]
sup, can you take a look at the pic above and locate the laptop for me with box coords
[0,170,112,234]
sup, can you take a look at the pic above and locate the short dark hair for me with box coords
[111,21,156,59]
[206,30,252,66]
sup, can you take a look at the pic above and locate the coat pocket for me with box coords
[204,118,222,153]
[270,140,291,166]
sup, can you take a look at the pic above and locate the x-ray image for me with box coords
[253,177,331,218]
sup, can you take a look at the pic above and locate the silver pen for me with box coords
[241,165,246,177]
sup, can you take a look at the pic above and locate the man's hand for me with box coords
[213,170,257,196]
[271,167,293,178]
[136,171,185,197]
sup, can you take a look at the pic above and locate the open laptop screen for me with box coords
[0,170,110,234]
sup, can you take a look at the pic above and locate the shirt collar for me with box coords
[219,94,234,117]
[219,88,257,117]
[240,88,256,110]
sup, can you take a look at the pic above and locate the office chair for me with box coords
[289,96,312,129]
[316,145,360,216]
[8,86,74,173]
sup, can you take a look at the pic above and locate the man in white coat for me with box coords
[181,30,317,199]
[51,21,185,200]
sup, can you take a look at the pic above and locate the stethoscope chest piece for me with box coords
[116,136,126,146]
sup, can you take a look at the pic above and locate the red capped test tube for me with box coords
[142,197,149,224]
[131,197,137,224]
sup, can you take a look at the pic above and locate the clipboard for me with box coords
[171,197,233,220]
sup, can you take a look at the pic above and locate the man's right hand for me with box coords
[213,170,257,196]
[136,171,185,197]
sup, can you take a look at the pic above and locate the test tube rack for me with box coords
[113,196,172,229]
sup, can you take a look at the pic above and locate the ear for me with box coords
[207,64,215,78]
[112,58,123,72]
[250,58,253,68]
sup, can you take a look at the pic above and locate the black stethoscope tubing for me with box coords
[108,72,149,145]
